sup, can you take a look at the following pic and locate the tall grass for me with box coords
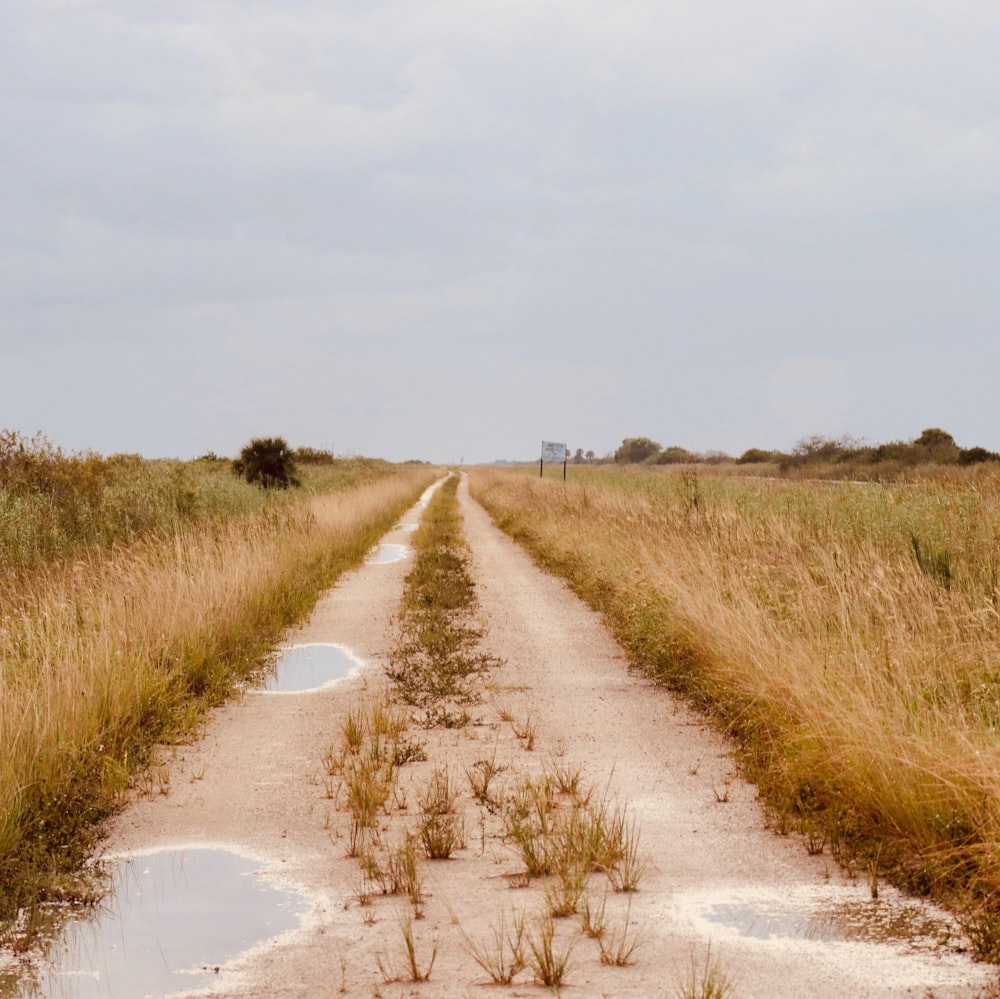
[0,429,405,578]
[0,463,435,923]
[469,465,1000,955]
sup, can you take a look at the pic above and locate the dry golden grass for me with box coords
[0,466,435,921]
[469,465,1000,955]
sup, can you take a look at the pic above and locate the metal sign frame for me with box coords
[540,441,568,480]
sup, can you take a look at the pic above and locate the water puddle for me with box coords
[366,543,408,564]
[416,482,442,509]
[7,848,309,998]
[261,643,361,693]
[689,884,962,952]
[395,523,419,532]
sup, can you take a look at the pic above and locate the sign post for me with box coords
[540,441,568,480]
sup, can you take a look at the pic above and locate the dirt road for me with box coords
[30,477,999,997]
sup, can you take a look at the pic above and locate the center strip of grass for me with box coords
[385,474,501,727]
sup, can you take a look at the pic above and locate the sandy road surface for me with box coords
[61,478,1000,997]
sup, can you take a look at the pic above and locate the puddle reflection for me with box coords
[697,885,960,950]
[262,643,361,693]
[705,900,822,941]
[11,848,308,998]
[366,543,407,564]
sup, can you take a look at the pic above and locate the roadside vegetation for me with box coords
[0,429,435,933]
[0,430,400,579]
[469,464,1000,959]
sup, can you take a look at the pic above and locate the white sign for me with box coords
[541,441,567,461]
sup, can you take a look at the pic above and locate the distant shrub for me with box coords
[655,446,700,465]
[614,437,662,464]
[959,447,999,466]
[737,448,774,465]
[293,446,335,465]
[779,435,855,472]
[233,437,300,489]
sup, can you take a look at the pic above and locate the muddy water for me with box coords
[260,643,362,693]
[9,848,309,999]
[680,882,966,952]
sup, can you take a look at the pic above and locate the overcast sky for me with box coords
[3,1,999,463]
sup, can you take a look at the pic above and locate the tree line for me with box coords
[604,428,1000,474]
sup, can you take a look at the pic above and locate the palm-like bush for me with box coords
[232,437,300,489]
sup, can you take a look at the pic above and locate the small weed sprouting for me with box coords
[580,889,607,939]
[526,912,574,989]
[391,783,409,812]
[511,713,537,751]
[507,810,556,879]
[419,764,458,816]
[391,735,427,767]
[369,698,408,743]
[419,812,465,860]
[352,871,377,911]
[545,865,589,918]
[596,896,641,966]
[673,943,737,999]
[336,946,349,994]
[868,843,883,900]
[400,841,425,915]
[464,908,527,985]
[418,764,465,859]
[401,912,436,980]
[378,911,437,983]
[382,836,424,913]
[321,743,346,778]
[605,811,646,893]
[357,836,424,915]
[712,777,733,804]
[547,757,586,802]
[802,818,826,856]
[343,756,391,857]
[466,751,508,813]
[342,706,367,755]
